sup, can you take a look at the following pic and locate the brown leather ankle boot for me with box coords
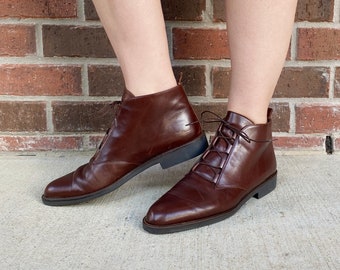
[42,85,208,206]
[143,109,277,234]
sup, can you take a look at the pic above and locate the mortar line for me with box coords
[45,100,54,133]
[203,0,213,23]
[329,66,336,99]
[0,18,102,26]
[289,101,296,134]
[82,64,89,96]
[0,59,338,68]
[205,64,213,99]
[334,0,340,23]
[77,0,86,21]
[35,23,44,57]
[290,24,298,61]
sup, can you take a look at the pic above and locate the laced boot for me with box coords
[143,109,277,234]
[42,85,208,206]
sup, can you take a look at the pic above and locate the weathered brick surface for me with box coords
[334,68,340,98]
[295,0,334,22]
[84,0,98,20]
[0,1,339,151]
[213,0,225,22]
[270,103,291,133]
[274,67,329,98]
[85,0,206,22]
[52,102,114,132]
[43,25,115,58]
[211,67,231,98]
[173,28,229,60]
[214,0,335,22]
[298,28,340,60]
[173,66,206,96]
[0,102,46,132]
[211,67,328,99]
[273,136,324,149]
[88,65,124,97]
[89,135,104,150]
[0,25,36,56]
[0,0,77,18]
[0,136,82,151]
[161,0,205,21]
[296,105,340,134]
[0,65,82,96]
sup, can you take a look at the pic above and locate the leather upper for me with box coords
[144,110,277,226]
[44,85,202,199]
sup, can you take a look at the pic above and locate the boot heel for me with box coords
[253,172,277,199]
[159,134,208,169]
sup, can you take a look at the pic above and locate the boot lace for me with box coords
[190,111,271,182]
[91,101,121,162]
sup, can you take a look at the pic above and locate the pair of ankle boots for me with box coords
[42,85,277,234]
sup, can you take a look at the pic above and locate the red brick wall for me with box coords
[0,0,339,152]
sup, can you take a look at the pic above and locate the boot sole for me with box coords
[142,171,277,234]
[42,134,208,206]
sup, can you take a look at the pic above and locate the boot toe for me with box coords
[144,193,202,227]
[43,171,75,199]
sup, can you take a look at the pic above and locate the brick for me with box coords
[161,0,205,21]
[173,28,229,60]
[297,28,340,60]
[52,102,115,132]
[89,135,104,150]
[211,67,327,99]
[88,65,124,96]
[0,25,36,56]
[0,0,77,18]
[214,0,335,23]
[211,67,231,98]
[274,67,329,98]
[295,0,334,22]
[213,0,225,22]
[43,25,115,58]
[296,105,340,134]
[0,64,82,96]
[273,136,324,149]
[270,103,290,133]
[84,0,98,20]
[84,0,207,22]
[0,102,46,131]
[173,66,206,96]
[0,136,82,151]
[334,68,340,97]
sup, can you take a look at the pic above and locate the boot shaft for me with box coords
[95,85,203,164]
[216,109,276,189]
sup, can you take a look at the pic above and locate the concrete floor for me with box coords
[0,151,339,270]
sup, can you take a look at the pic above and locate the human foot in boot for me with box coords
[143,109,277,234]
[42,85,208,206]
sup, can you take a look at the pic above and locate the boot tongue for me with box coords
[122,88,135,101]
[224,111,254,130]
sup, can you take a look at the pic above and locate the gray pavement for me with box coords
[0,151,339,270]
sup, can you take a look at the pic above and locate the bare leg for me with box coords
[92,0,176,96]
[143,0,299,234]
[225,0,298,123]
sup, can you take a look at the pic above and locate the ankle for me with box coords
[125,76,177,96]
